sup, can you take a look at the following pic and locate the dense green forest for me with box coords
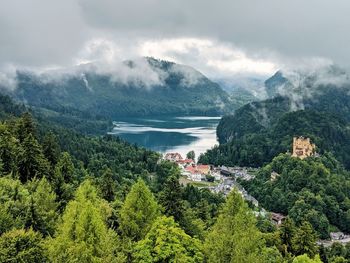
[1,94,349,262]
[199,108,350,169]
[241,154,350,239]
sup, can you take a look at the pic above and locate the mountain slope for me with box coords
[4,58,233,119]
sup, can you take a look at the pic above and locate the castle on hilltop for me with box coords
[292,136,316,159]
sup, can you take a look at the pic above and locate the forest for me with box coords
[200,101,350,169]
[241,154,350,239]
[0,94,349,262]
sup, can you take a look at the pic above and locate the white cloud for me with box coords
[138,38,277,78]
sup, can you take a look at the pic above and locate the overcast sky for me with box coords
[0,0,349,80]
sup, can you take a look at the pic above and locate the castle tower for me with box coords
[292,136,316,159]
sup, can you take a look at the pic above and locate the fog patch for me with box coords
[0,65,17,91]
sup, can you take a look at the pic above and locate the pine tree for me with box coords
[204,189,265,263]
[0,177,30,233]
[16,112,37,143]
[24,178,58,236]
[155,161,180,190]
[134,216,203,263]
[0,229,46,263]
[158,175,184,222]
[279,217,297,256]
[186,150,195,160]
[17,133,50,183]
[51,152,76,210]
[99,167,117,202]
[54,152,75,183]
[0,123,19,175]
[292,254,322,263]
[119,179,160,241]
[42,132,61,166]
[46,180,121,262]
[292,222,319,258]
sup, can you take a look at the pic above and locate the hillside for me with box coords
[241,153,350,239]
[3,58,234,120]
[199,66,350,169]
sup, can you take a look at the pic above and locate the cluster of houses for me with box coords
[164,152,221,182]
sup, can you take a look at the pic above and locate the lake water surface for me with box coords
[109,116,220,159]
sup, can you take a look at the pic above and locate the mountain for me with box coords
[199,65,350,169]
[214,77,266,108]
[2,58,234,121]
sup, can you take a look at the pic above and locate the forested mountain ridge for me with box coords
[200,66,350,169]
[2,58,234,120]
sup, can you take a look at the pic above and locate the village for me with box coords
[163,136,350,245]
[163,151,285,226]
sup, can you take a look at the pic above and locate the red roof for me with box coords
[177,159,194,164]
[185,164,210,174]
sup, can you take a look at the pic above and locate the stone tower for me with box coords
[292,136,316,159]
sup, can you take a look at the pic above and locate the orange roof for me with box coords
[177,159,194,164]
[185,164,210,174]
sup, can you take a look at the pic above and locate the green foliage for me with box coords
[154,160,180,191]
[51,152,76,210]
[186,150,195,160]
[99,167,117,202]
[292,254,322,263]
[0,123,20,175]
[243,154,350,236]
[0,177,30,233]
[204,189,265,263]
[134,216,203,263]
[119,179,160,241]
[42,131,61,166]
[17,133,50,183]
[0,228,46,263]
[24,178,58,236]
[292,222,319,258]
[158,175,184,222]
[46,180,120,262]
[15,112,37,143]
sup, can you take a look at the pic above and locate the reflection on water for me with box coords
[109,116,220,159]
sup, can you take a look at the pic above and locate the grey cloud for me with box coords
[78,0,350,68]
[0,0,350,77]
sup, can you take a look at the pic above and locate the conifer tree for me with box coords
[16,112,37,143]
[51,152,76,209]
[54,152,75,183]
[0,177,30,233]
[155,161,180,190]
[42,132,61,167]
[292,222,319,258]
[279,217,297,256]
[0,228,46,263]
[24,178,58,236]
[46,180,121,262]
[119,179,160,241]
[292,254,322,263]
[0,123,19,175]
[99,167,117,202]
[158,175,184,222]
[17,133,50,183]
[134,216,203,263]
[204,189,265,263]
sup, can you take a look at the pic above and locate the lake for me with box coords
[109,116,220,159]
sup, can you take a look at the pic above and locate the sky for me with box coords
[0,0,349,81]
